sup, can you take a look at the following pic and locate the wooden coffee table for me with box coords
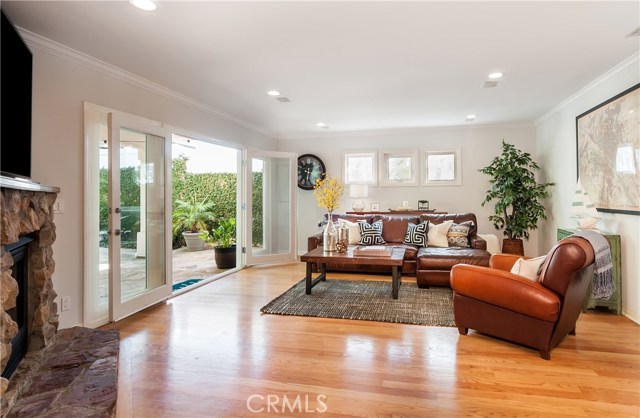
[300,246,406,299]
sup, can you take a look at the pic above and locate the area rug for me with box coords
[172,278,203,291]
[260,279,455,326]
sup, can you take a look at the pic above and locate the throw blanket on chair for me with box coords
[572,230,615,299]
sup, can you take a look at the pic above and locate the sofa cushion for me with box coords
[372,215,420,243]
[403,222,429,246]
[338,219,361,244]
[417,247,491,270]
[447,221,474,247]
[427,220,453,247]
[358,220,386,245]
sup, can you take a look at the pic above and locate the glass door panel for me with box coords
[108,113,171,321]
[245,150,297,265]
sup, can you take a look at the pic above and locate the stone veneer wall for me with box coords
[0,187,58,404]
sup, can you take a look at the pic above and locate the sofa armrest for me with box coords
[469,234,487,251]
[489,253,527,271]
[450,264,560,322]
[308,232,323,252]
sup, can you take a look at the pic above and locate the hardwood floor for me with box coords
[105,262,640,417]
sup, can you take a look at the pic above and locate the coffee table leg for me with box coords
[320,262,327,281]
[306,262,312,294]
[392,266,399,299]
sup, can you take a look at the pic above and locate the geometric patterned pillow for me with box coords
[357,220,386,245]
[403,222,429,247]
[446,221,474,247]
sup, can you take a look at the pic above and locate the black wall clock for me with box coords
[297,154,326,190]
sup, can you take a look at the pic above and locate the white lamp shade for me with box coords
[350,184,368,198]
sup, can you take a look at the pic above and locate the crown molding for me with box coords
[535,52,640,124]
[277,122,536,141]
[18,28,275,139]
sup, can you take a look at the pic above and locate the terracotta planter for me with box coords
[214,245,237,269]
[502,239,524,255]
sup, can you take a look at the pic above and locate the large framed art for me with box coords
[576,83,640,215]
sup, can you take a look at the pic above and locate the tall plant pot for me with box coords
[214,245,237,269]
[502,239,524,255]
[182,232,205,251]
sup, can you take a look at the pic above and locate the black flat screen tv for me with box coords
[1,8,33,180]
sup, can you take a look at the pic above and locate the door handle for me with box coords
[114,229,121,236]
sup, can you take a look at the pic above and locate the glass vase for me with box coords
[323,213,338,252]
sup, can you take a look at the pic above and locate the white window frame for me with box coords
[342,149,377,185]
[379,149,419,187]
[421,148,462,186]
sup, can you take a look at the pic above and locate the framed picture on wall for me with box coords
[576,83,640,215]
[370,203,380,211]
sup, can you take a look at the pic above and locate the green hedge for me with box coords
[99,155,263,249]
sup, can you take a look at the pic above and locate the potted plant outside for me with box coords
[172,197,215,251]
[201,218,237,269]
[479,140,555,255]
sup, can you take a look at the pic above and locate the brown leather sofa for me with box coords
[307,212,491,287]
[450,236,595,359]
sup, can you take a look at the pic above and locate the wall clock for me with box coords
[297,154,326,190]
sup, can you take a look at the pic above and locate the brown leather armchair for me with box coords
[450,236,595,359]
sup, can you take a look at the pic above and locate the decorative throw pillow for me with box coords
[338,219,361,244]
[358,220,386,245]
[403,222,429,247]
[427,220,453,248]
[447,221,474,247]
[510,255,546,281]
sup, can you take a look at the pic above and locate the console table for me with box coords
[346,210,447,215]
[557,228,622,315]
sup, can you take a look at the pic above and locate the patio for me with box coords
[99,246,228,302]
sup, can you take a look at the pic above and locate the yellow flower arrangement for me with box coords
[313,174,344,213]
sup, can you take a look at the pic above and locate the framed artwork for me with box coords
[576,83,640,215]
[421,148,462,186]
[379,149,419,186]
[370,203,380,211]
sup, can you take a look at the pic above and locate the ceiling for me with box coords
[3,1,639,139]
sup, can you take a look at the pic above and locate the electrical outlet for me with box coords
[61,296,70,312]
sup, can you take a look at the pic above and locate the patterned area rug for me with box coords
[260,279,455,326]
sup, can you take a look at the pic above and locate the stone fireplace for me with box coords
[0,178,59,407]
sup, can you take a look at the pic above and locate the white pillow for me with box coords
[510,255,546,281]
[427,220,453,248]
[338,219,361,244]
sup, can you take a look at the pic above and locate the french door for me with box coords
[107,113,172,321]
[245,150,297,265]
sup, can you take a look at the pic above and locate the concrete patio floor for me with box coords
[100,246,229,302]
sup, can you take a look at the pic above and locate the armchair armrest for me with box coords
[450,264,560,322]
[308,232,323,252]
[469,234,486,251]
[489,253,527,271]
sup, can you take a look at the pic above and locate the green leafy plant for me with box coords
[201,218,237,248]
[480,140,555,240]
[172,197,216,234]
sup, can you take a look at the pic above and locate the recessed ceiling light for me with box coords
[465,114,477,121]
[488,72,504,80]
[316,122,327,128]
[267,90,281,96]
[129,0,157,11]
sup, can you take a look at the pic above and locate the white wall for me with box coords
[536,54,639,323]
[28,38,277,329]
[279,124,540,256]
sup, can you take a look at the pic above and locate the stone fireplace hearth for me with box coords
[1,177,119,417]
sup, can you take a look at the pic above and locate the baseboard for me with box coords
[623,304,640,324]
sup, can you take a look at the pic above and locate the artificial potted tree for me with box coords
[479,140,555,255]
[201,217,237,269]
[172,197,215,251]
